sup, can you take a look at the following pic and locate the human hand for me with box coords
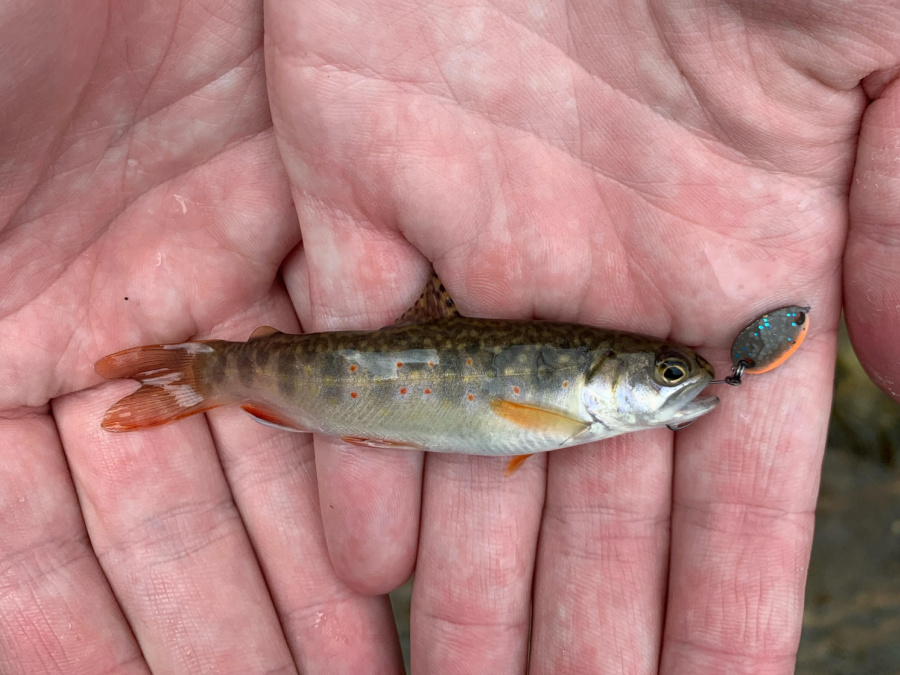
[0,2,404,672]
[272,0,900,672]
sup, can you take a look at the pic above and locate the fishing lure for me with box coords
[665,305,809,430]
[715,305,810,386]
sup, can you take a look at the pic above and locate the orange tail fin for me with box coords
[95,342,226,432]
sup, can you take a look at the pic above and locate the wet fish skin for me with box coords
[96,316,718,456]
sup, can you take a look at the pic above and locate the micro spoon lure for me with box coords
[714,305,811,386]
[666,305,810,430]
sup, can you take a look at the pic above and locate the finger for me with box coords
[660,324,838,674]
[204,286,406,671]
[529,432,672,673]
[268,0,432,590]
[207,412,405,672]
[55,387,298,674]
[47,133,306,671]
[410,454,546,672]
[845,76,900,404]
[0,416,147,674]
[278,196,430,594]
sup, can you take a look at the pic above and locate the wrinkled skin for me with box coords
[1,1,899,673]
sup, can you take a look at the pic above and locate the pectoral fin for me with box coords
[490,399,590,437]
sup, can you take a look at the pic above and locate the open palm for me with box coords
[2,1,899,673]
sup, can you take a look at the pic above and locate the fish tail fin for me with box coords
[95,341,227,432]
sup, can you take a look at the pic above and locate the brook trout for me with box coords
[96,274,718,471]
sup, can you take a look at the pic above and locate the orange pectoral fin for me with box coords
[504,454,533,477]
[341,436,424,451]
[490,399,589,437]
[241,403,309,432]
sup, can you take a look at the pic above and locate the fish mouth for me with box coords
[668,394,719,423]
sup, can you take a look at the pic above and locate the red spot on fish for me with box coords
[350,392,358,399]
[399,387,407,395]
[562,380,569,388]
[424,388,431,394]
[466,358,473,366]
[397,362,403,368]
[349,365,357,372]
[467,394,474,402]
[513,386,520,394]
[428,361,434,367]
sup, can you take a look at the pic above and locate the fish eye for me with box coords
[656,355,689,385]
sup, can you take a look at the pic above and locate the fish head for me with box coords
[582,343,718,432]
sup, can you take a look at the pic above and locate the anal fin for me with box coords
[241,403,308,432]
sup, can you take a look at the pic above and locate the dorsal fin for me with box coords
[248,325,282,341]
[395,270,460,324]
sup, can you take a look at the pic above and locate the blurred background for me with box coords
[799,322,900,674]
[389,321,900,673]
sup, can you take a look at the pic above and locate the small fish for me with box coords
[96,274,718,472]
